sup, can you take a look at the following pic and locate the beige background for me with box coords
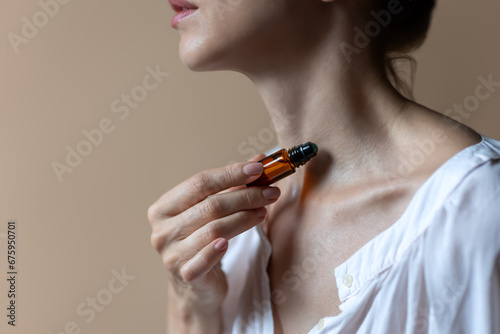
[1,0,499,333]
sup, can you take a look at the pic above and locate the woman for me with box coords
[148,0,500,333]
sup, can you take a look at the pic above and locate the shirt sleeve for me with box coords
[423,158,500,334]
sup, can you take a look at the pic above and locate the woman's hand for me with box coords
[147,155,280,331]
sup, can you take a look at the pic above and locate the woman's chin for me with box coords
[179,53,210,72]
[177,39,209,71]
[178,36,235,72]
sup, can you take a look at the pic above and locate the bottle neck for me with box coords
[287,145,311,168]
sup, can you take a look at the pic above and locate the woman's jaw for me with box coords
[171,0,335,74]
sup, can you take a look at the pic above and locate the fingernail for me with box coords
[262,187,280,200]
[254,207,267,219]
[243,162,263,176]
[214,239,228,252]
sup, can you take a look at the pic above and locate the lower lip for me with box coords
[171,9,197,28]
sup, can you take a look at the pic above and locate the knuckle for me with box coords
[150,230,165,252]
[162,253,180,272]
[147,204,159,222]
[200,197,224,218]
[244,188,257,206]
[150,223,179,253]
[188,172,211,195]
[223,166,237,185]
[203,221,224,243]
[197,197,221,218]
[179,263,196,283]
[238,210,252,226]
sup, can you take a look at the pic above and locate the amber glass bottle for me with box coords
[247,142,318,187]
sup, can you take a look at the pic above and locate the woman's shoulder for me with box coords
[421,133,500,201]
[421,134,500,261]
[402,134,500,258]
[443,134,500,205]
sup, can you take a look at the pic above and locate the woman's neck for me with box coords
[247,48,412,191]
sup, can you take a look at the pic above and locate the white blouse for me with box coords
[221,134,500,334]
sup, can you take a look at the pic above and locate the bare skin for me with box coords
[149,0,482,333]
[263,111,480,333]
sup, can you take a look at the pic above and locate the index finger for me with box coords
[148,161,264,219]
[218,154,267,195]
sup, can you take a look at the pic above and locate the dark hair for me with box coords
[379,0,436,99]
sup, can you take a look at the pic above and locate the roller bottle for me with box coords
[247,142,318,187]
